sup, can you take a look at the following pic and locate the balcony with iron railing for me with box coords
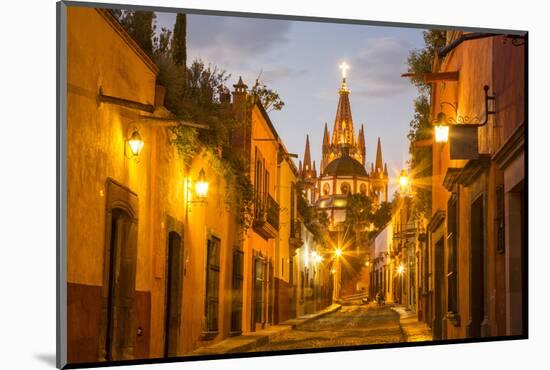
[289,218,304,250]
[253,193,280,239]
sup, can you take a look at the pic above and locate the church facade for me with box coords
[298,74,389,227]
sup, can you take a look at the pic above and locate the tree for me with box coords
[405,30,446,220]
[297,192,329,245]
[112,10,156,58]
[172,13,187,67]
[251,79,285,112]
[372,201,392,230]
[153,27,172,57]
[406,30,446,94]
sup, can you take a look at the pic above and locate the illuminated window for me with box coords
[323,183,331,196]
[340,182,350,195]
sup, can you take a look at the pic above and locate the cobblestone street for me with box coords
[251,304,405,352]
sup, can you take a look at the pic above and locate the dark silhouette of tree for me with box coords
[406,30,446,220]
[251,79,285,112]
[172,13,187,67]
[111,9,156,58]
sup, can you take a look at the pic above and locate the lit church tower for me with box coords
[299,62,389,226]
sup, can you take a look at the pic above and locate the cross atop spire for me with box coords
[339,62,350,79]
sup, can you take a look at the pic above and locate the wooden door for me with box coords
[164,231,183,357]
[104,208,138,361]
[469,196,485,338]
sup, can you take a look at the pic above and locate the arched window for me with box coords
[340,182,350,195]
[323,183,331,196]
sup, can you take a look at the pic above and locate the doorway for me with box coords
[164,231,183,357]
[100,179,139,362]
[469,196,485,338]
[103,209,138,361]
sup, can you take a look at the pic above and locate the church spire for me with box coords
[358,124,366,165]
[303,135,312,172]
[375,137,383,174]
[322,123,330,150]
[332,63,355,147]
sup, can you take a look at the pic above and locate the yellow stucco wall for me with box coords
[67,7,239,358]
[67,7,161,288]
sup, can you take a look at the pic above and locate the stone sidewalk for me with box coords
[187,304,342,355]
[391,305,433,342]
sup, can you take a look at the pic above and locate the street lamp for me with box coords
[334,248,342,258]
[432,85,496,144]
[185,168,209,222]
[399,170,410,194]
[195,168,209,200]
[126,128,144,160]
[434,113,450,143]
[397,264,405,274]
[186,168,209,204]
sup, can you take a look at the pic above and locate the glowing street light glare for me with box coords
[195,168,209,199]
[398,264,405,274]
[334,248,342,258]
[127,129,144,157]
[434,125,449,143]
[339,62,350,78]
[399,170,409,192]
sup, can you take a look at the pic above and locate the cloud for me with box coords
[187,14,292,73]
[261,66,307,83]
[349,37,413,98]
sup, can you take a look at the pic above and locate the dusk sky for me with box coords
[156,12,427,195]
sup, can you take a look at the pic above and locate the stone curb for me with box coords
[391,306,433,342]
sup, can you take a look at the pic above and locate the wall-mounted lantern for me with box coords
[185,168,209,223]
[194,168,209,200]
[187,168,209,204]
[434,115,450,143]
[125,128,144,161]
[432,85,496,159]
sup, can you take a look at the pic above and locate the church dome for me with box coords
[323,154,368,177]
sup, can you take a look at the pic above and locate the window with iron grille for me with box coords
[205,236,221,334]
[253,258,264,325]
[447,195,459,322]
[230,249,244,335]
